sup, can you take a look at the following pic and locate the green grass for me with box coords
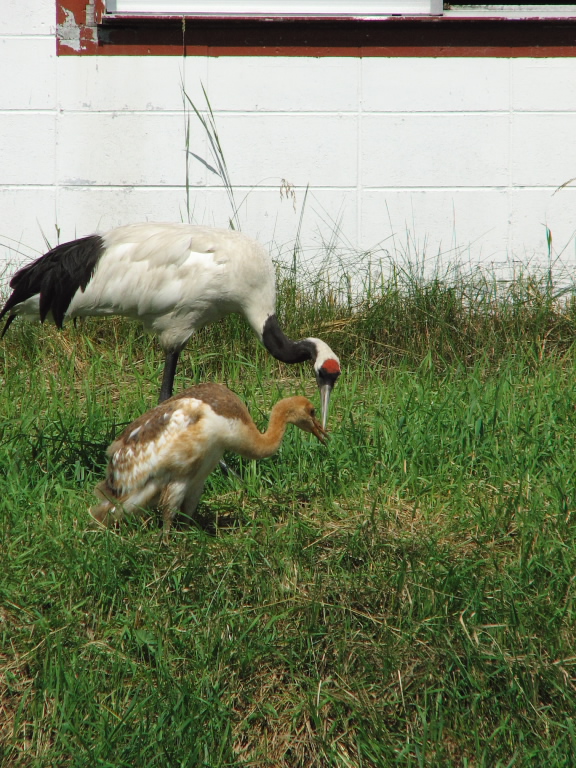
[2,263,576,766]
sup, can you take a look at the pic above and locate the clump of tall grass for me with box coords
[2,248,575,393]
[273,249,576,374]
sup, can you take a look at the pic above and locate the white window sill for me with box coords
[444,7,576,19]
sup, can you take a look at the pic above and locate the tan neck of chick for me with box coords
[229,396,326,460]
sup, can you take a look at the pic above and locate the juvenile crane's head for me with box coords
[284,396,329,445]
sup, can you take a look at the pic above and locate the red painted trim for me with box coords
[56,3,576,56]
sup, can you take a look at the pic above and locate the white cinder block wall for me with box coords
[2,0,576,281]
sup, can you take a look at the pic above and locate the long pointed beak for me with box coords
[319,382,333,430]
[311,417,329,445]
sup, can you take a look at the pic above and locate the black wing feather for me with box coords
[0,235,105,332]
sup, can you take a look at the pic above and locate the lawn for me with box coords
[1,263,576,766]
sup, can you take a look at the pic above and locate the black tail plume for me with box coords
[0,235,105,332]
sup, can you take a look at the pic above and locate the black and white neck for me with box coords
[261,314,341,428]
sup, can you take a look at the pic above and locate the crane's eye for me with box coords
[310,409,316,418]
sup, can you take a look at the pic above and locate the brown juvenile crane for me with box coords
[90,382,328,535]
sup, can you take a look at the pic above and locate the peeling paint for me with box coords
[57,8,82,52]
[57,4,98,54]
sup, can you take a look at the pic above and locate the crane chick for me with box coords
[0,223,341,427]
[90,383,328,535]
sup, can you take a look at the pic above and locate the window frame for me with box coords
[56,0,576,56]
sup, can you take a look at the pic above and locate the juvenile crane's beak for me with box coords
[310,414,329,445]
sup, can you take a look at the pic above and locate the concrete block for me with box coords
[511,113,576,187]
[512,59,576,112]
[56,186,197,242]
[361,114,509,187]
[0,114,56,184]
[213,113,358,187]
[3,0,54,35]
[508,187,576,273]
[360,189,511,268]
[0,188,57,273]
[363,58,510,113]
[58,56,208,111]
[207,57,359,112]
[56,112,205,187]
[0,37,56,109]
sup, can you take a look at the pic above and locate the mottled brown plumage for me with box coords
[90,383,327,536]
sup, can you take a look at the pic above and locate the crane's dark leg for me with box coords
[160,348,238,479]
[159,350,180,403]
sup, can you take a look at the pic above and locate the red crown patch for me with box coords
[322,359,341,374]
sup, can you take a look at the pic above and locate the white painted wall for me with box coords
[2,0,576,283]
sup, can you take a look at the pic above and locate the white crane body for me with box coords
[1,223,340,423]
[14,224,275,350]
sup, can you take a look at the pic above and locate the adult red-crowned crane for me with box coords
[89,382,327,535]
[0,223,341,427]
